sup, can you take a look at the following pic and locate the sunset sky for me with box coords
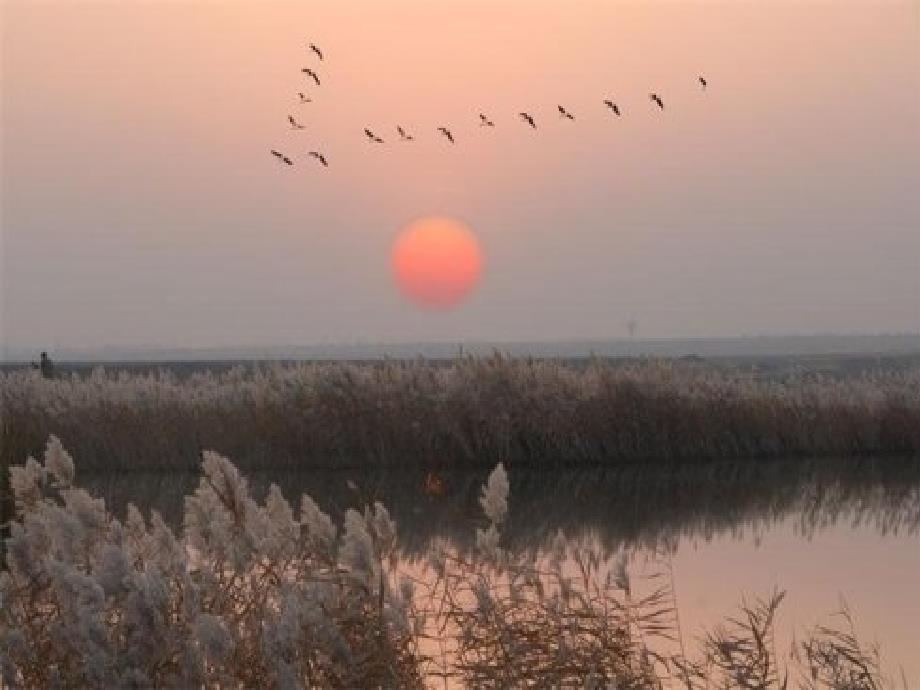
[2,0,918,351]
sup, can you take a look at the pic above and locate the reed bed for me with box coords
[1,439,899,689]
[2,356,919,474]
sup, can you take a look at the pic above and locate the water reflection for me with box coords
[83,456,920,553]
[53,457,920,684]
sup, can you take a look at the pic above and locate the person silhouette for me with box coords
[34,351,55,379]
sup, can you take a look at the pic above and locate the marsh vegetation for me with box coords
[2,357,918,687]
[1,440,907,689]
[2,357,919,475]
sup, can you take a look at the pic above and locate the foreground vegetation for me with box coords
[2,357,919,475]
[1,439,903,689]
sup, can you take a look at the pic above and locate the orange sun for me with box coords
[391,216,483,309]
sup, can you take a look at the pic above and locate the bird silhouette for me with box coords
[397,125,414,141]
[309,43,323,61]
[364,128,384,143]
[557,105,575,120]
[288,115,305,130]
[479,113,495,127]
[301,68,321,86]
[270,150,293,165]
[519,112,536,128]
[437,127,455,144]
[649,93,664,110]
[603,99,621,116]
[308,151,328,167]
[297,92,312,104]
[699,75,707,89]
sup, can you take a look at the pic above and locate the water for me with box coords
[664,517,919,685]
[79,457,920,684]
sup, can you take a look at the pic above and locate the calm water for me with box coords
[81,457,920,684]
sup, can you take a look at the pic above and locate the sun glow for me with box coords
[391,217,483,309]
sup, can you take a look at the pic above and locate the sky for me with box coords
[2,0,918,352]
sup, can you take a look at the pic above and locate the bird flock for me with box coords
[271,42,708,170]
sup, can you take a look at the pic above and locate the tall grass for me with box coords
[2,356,919,473]
[1,439,900,689]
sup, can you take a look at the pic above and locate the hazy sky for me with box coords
[2,0,918,350]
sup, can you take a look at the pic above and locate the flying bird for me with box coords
[309,43,323,61]
[288,115,305,130]
[270,150,293,165]
[519,112,536,128]
[364,128,384,143]
[649,93,664,110]
[437,127,454,143]
[308,151,328,167]
[557,105,575,120]
[699,75,707,89]
[297,92,312,104]
[479,113,495,127]
[397,125,414,141]
[603,99,621,116]
[301,68,321,86]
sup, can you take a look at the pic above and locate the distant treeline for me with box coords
[2,356,919,473]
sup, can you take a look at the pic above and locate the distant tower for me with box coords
[626,317,638,339]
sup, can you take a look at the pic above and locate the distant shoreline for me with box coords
[2,333,919,365]
[3,351,920,385]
